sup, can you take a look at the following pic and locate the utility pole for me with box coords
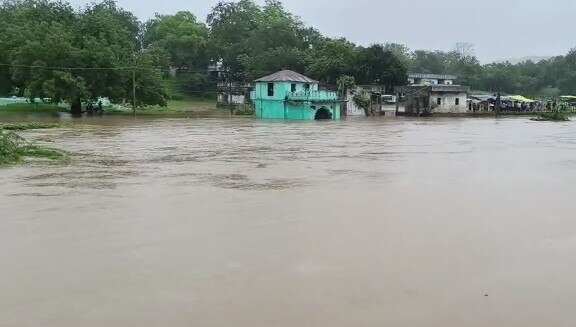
[227,68,233,115]
[132,53,137,117]
[495,88,501,117]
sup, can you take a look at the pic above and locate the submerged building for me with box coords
[395,85,470,115]
[251,70,341,120]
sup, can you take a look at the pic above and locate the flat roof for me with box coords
[395,85,470,93]
[408,73,458,80]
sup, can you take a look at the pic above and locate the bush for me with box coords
[0,130,66,166]
[0,122,67,130]
[534,111,570,121]
[234,104,254,116]
[352,90,371,116]
[533,104,571,121]
[170,95,185,101]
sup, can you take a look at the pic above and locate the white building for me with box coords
[395,85,470,115]
[408,73,457,86]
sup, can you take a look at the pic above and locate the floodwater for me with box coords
[1,116,576,327]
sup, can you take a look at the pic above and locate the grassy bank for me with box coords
[0,103,63,113]
[107,97,229,116]
[0,122,83,131]
[0,97,227,116]
[0,130,67,166]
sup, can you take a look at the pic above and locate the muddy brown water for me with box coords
[1,116,576,327]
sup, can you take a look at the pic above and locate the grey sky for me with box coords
[69,0,576,62]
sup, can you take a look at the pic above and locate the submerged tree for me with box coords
[352,90,371,117]
[337,75,356,98]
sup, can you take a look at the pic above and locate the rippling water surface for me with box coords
[1,117,576,327]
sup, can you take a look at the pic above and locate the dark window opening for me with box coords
[291,84,296,92]
[437,98,442,105]
[455,98,460,105]
[304,84,310,91]
[267,83,274,97]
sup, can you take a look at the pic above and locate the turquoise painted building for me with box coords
[250,70,341,120]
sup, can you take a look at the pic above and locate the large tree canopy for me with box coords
[2,0,576,102]
[0,0,169,113]
[144,11,209,71]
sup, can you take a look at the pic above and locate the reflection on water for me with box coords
[1,117,576,326]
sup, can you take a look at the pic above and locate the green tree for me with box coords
[410,50,447,74]
[144,11,209,70]
[130,45,170,107]
[538,87,561,99]
[306,38,360,84]
[0,0,169,113]
[383,43,411,66]
[337,75,355,99]
[239,46,308,81]
[352,90,371,116]
[357,44,408,92]
[207,0,315,81]
[207,0,261,76]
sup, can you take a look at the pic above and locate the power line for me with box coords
[0,62,217,74]
[0,63,135,70]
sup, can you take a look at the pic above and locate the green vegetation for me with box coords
[0,122,84,130]
[145,11,209,72]
[533,110,571,121]
[0,0,169,114]
[352,91,371,116]
[1,0,576,115]
[234,104,254,116]
[106,96,225,116]
[207,1,407,90]
[0,130,66,166]
[0,103,63,113]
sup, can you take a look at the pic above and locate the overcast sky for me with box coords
[69,0,576,62]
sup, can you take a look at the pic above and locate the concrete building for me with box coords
[394,85,470,115]
[251,70,341,120]
[344,89,397,117]
[408,73,457,85]
[344,85,398,116]
[217,80,251,106]
[217,93,246,105]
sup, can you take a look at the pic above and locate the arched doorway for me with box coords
[314,107,332,120]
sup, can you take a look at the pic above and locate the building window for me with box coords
[267,83,274,97]
[437,98,442,105]
[304,84,310,91]
[455,98,460,105]
[291,84,296,92]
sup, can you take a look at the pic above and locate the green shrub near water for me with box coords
[0,122,72,131]
[170,95,185,101]
[0,130,66,166]
[234,104,255,116]
[534,110,571,121]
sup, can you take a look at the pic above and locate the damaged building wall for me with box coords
[431,92,468,113]
[395,85,470,116]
